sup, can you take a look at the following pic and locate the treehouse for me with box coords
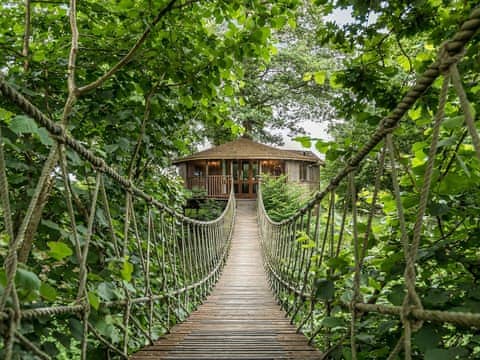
[173,137,323,199]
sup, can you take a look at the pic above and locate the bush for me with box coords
[260,175,309,222]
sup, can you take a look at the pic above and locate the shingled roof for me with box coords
[173,137,323,164]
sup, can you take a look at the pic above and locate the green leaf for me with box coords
[42,341,59,357]
[40,282,57,301]
[397,55,412,72]
[424,43,435,51]
[37,127,54,146]
[428,201,449,216]
[294,136,311,148]
[288,18,296,29]
[314,279,334,300]
[329,73,342,89]
[442,115,463,130]
[456,155,471,177]
[387,284,405,306]
[412,149,427,168]
[97,282,116,301]
[413,326,441,352]
[47,241,73,261]
[88,291,100,310]
[32,49,46,62]
[321,316,345,328]
[68,318,84,341]
[9,115,39,135]
[315,140,329,153]
[183,96,194,109]
[313,71,326,85]
[437,137,456,148]
[408,106,422,121]
[121,260,133,282]
[15,268,41,291]
[224,84,234,96]
[302,72,312,81]
[423,288,449,307]
[424,349,452,360]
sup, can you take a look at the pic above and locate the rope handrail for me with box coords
[258,6,480,359]
[270,6,480,226]
[0,75,237,357]
[0,75,226,226]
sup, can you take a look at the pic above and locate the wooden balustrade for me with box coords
[187,175,232,198]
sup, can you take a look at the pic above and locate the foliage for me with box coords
[285,2,480,358]
[0,0,302,357]
[204,2,340,145]
[185,199,227,222]
[261,175,310,221]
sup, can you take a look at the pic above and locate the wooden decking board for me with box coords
[130,200,321,360]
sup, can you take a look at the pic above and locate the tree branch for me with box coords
[60,0,79,126]
[67,0,78,96]
[127,79,163,179]
[22,0,31,71]
[439,130,468,181]
[0,44,25,58]
[172,0,201,10]
[77,0,177,95]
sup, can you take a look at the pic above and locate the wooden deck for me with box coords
[131,200,322,360]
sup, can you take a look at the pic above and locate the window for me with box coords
[300,162,308,182]
[194,165,203,177]
[260,160,284,177]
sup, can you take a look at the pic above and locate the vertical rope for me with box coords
[79,171,101,359]
[0,128,20,359]
[349,172,359,360]
[99,176,121,258]
[121,191,132,355]
[0,144,58,313]
[449,63,480,161]
[297,202,322,333]
[146,207,153,342]
[0,127,15,264]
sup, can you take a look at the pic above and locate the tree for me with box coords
[0,0,303,356]
[288,1,480,358]
[203,2,341,145]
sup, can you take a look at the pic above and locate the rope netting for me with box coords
[0,76,236,358]
[258,7,480,359]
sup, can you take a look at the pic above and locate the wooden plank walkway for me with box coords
[131,200,322,360]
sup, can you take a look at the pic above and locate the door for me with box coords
[232,160,258,198]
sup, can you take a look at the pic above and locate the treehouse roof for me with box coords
[173,137,323,164]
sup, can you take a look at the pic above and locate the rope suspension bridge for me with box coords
[0,6,479,360]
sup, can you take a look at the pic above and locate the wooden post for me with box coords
[205,160,209,196]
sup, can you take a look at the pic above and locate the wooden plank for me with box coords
[130,200,322,360]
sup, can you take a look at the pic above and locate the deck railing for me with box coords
[187,175,232,198]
